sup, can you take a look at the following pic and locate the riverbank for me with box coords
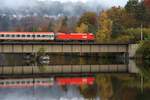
[135,41,150,59]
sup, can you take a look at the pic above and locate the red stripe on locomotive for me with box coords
[56,77,95,85]
[56,33,94,41]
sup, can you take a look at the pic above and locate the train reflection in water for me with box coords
[0,77,95,88]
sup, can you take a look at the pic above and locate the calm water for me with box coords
[0,53,150,100]
[0,53,125,66]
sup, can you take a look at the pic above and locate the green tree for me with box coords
[125,0,150,27]
[96,11,112,42]
[125,0,139,14]
[107,7,137,35]
[77,12,98,34]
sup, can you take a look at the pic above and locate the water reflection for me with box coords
[0,86,86,100]
[0,53,150,100]
[135,59,150,80]
[0,77,98,100]
[0,53,125,66]
[0,73,150,100]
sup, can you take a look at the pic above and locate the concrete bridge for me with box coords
[0,42,139,58]
[0,42,138,55]
[0,60,139,78]
[0,64,128,78]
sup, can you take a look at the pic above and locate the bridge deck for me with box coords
[0,43,128,53]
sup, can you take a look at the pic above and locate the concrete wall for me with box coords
[128,60,139,73]
[0,44,128,53]
[0,65,127,75]
[128,44,139,58]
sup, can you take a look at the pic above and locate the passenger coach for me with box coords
[0,32,55,41]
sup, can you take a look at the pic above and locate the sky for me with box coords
[44,0,129,7]
[1,0,129,8]
[0,0,130,16]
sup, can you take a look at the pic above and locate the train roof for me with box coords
[56,32,93,35]
[0,32,54,34]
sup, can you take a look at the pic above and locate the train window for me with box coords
[11,35,15,37]
[6,34,9,37]
[27,81,30,84]
[36,80,40,83]
[1,34,4,37]
[16,35,20,37]
[6,82,9,84]
[27,35,30,37]
[11,81,15,84]
[41,35,45,37]
[21,81,25,84]
[0,82,4,85]
[32,35,35,37]
[37,35,40,37]
[22,35,25,37]
[44,35,47,37]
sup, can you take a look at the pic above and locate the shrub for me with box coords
[136,41,150,59]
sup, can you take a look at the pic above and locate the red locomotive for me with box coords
[56,33,94,41]
[56,77,95,85]
[0,32,95,42]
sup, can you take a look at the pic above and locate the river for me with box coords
[0,53,149,100]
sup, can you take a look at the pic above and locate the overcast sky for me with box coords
[44,0,129,7]
[1,0,129,8]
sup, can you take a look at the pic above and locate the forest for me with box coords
[0,0,150,43]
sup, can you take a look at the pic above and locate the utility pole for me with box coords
[139,0,144,41]
[141,24,143,41]
[140,74,144,93]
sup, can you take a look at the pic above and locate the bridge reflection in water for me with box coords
[0,64,127,78]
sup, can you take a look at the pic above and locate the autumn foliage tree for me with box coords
[77,12,98,34]
[96,11,112,42]
[144,0,150,8]
[53,16,69,33]
[75,23,88,33]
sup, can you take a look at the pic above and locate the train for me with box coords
[0,77,95,88]
[0,32,95,42]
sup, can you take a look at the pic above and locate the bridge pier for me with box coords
[128,44,139,59]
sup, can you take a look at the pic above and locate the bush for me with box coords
[112,34,134,43]
[125,28,150,42]
[136,41,150,59]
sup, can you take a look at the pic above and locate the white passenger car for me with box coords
[0,32,55,41]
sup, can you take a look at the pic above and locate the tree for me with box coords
[75,23,88,33]
[125,0,150,27]
[77,12,98,34]
[96,74,113,100]
[96,11,112,42]
[53,16,69,33]
[125,0,139,13]
[144,0,150,27]
[107,7,137,33]
[59,16,69,33]
[144,0,150,8]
